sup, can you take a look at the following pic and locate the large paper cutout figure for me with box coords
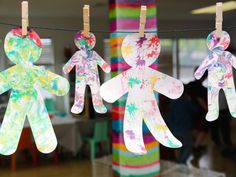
[100,33,183,154]
[63,31,111,114]
[195,31,236,121]
[0,28,69,155]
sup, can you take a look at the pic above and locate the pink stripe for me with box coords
[111,62,131,71]
[112,132,157,144]
[150,64,158,70]
[112,160,160,169]
[110,18,157,32]
[111,63,158,71]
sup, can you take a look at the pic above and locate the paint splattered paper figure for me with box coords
[100,33,183,154]
[0,28,69,155]
[195,31,236,121]
[63,31,111,114]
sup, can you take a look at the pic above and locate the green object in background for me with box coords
[45,98,58,114]
[82,121,110,161]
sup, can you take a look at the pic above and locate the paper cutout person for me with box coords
[195,31,236,121]
[0,28,69,155]
[100,33,183,154]
[63,31,111,114]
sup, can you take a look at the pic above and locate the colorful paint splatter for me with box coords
[100,33,183,154]
[195,31,236,121]
[0,28,69,155]
[63,31,111,114]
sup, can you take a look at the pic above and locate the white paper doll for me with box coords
[100,33,183,154]
[63,31,111,114]
[195,31,236,121]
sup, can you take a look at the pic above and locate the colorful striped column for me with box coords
[109,1,159,177]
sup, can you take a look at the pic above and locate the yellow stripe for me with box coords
[110,37,124,46]
[111,48,122,58]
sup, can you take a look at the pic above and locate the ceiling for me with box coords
[0,0,235,22]
[158,0,236,22]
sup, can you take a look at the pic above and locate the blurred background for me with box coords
[0,0,235,177]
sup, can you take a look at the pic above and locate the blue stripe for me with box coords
[110,32,129,38]
[111,57,125,64]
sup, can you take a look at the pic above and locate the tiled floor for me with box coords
[0,137,235,177]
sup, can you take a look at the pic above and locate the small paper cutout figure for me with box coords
[0,28,69,155]
[100,33,183,154]
[63,31,111,114]
[195,31,236,121]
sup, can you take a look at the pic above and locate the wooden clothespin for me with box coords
[83,5,90,37]
[215,2,223,38]
[21,1,29,36]
[139,6,147,37]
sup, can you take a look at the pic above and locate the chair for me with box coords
[82,121,110,161]
[45,98,59,116]
[11,128,37,171]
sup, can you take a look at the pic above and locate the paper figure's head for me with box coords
[121,33,160,67]
[4,28,42,64]
[74,31,96,50]
[207,31,230,51]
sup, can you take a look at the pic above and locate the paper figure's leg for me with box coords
[89,81,107,113]
[71,80,86,114]
[223,87,236,118]
[0,101,26,155]
[143,106,182,148]
[124,103,146,154]
[27,98,57,154]
[206,86,220,121]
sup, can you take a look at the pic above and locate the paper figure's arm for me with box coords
[63,51,80,74]
[151,69,183,99]
[100,70,129,103]
[194,54,214,80]
[226,51,236,69]
[0,67,13,94]
[93,51,111,73]
[38,70,70,96]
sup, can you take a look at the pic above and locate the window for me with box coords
[158,39,175,77]
[38,39,55,65]
[178,39,208,83]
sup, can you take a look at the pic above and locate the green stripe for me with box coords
[113,169,160,177]
[111,71,123,77]
[110,7,156,19]
[113,150,159,166]
[113,99,127,106]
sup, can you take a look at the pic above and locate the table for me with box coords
[24,115,110,156]
[52,116,82,156]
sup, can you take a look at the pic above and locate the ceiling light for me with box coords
[191,1,236,14]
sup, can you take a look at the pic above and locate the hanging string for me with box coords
[0,21,236,34]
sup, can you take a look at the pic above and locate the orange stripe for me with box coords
[113,141,159,151]
[110,37,124,46]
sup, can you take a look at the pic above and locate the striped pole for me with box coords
[109,1,160,177]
